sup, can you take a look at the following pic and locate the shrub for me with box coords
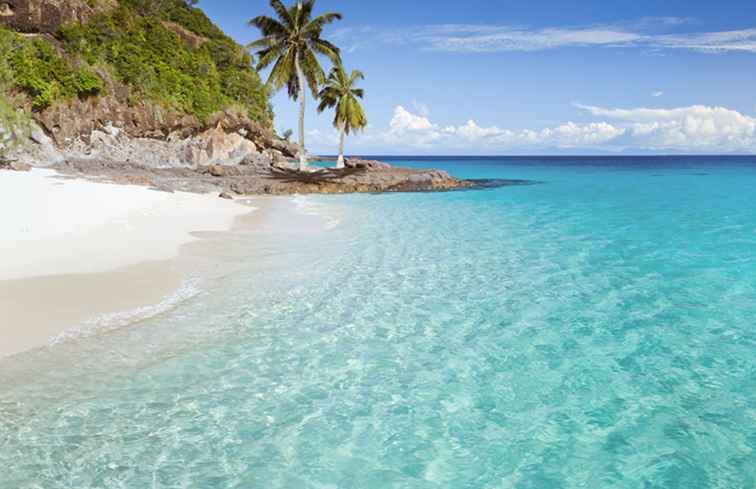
[0,26,103,110]
[58,4,272,125]
[0,92,31,159]
[0,0,272,126]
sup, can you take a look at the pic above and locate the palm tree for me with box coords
[317,66,367,169]
[247,0,342,171]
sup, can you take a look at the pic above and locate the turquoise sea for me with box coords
[2,156,756,488]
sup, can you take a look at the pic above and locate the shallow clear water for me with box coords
[2,156,756,488]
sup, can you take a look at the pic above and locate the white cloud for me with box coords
[312,104,756,153]
[574,103,756,151]
[418,25,642,52]
[654,28,756,53]
[652,91,664,97]
[333,23,756,54]
[353,106,626,151]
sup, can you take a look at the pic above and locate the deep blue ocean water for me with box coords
[2,156,756,488]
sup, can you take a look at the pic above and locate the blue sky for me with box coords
[197,0,756,154]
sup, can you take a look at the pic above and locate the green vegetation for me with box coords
[0,27,103,110]
[0,0,272,125]
[0,32,31,159]
[0,0,369,160]
[317,65,367,168]
[248,0,343,170]
[60,1,272,124]
[0,92,32,160]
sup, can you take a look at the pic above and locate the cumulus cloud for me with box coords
[574,103,756,151]
[333,23,756,54]
[320,104,756,153]
[652,91,664,97]
[353,106,626,151]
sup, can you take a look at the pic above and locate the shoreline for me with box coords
[0,169,258,358]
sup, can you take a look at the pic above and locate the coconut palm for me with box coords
[247,0,342,171]
[317,66,367,169]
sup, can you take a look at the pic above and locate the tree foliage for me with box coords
[59,2,272,124]
[0,0,273,125]
[247,0,342,99]
[317,65,367,135]
[0,27,103,110]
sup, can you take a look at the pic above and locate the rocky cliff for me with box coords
[1,0,285,170]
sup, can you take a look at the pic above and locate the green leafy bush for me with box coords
[0,27,104,109]
[0,0,272,125]
[58,3,272,124]
[0,92,31,159]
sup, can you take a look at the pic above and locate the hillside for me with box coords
[0,0,286,166]
[0,1,473,195]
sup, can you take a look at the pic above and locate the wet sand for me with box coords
[0,169,267,358]
[0,260,183,358]
[0,195,324,359]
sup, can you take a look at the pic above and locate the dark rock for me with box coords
[345,158,392,170]
[239,153,273,170]
[51,157,474,196]
[0,0,114,33]
[219,192,233,200]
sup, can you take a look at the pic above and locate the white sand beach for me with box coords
[1,169,251,280]
[0,169,252,358]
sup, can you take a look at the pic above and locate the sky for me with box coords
[197,0,756,155]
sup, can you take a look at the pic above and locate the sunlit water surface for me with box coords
[2,156,756,488]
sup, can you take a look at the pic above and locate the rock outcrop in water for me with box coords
[54,157,473,196]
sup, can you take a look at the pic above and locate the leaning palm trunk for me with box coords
[337,126,345,169]
[295,56,307,171]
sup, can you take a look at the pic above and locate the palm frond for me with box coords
[310,38,341,66]
[302,12,343,33]
[269,0,294,29]
[247,15,287,37]
[255,43,287,70]
[349,70,365,83]
[300,49,325,98]
[248,0,344,105]
[316,63,368,134]
[299,0,316,24]
[317,85,339,112]
[246,36,279,52]
[267,47,297,92]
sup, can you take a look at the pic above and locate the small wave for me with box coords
[49,279,203,345]
[290,195,342,230]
